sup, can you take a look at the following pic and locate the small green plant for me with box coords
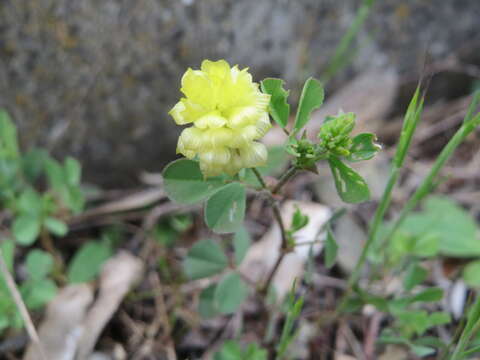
[0,110,86,333]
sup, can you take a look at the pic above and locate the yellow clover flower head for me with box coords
[169,59,271,177]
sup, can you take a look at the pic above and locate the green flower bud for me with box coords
[317,112,356,157]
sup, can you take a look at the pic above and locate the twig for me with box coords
[0,248,46,360]
[364,312,383,360]
[150,273,177,360]
[341,323,367,360]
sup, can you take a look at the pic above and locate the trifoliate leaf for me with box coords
[233,226,251,266]
[347,133,381,162]
[214,272,248,314]
[328,156,370,203]
[294,78,324,132]
[67,241,112,283]
[12,214,41,246]
[183,239,228,280]
[44,217,68,237]
[205,183,246,234]
[324,228,338,268]
[25,250,54,280]
[261,78,290,128]
[163,159,225,204]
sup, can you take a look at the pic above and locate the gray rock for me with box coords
[0,0,478,185]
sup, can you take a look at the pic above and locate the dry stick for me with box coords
[0,248,46,360]
[151,273,177,360]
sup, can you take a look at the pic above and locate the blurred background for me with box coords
[1,0,479,187]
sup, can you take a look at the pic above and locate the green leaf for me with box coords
[346,133,381,162]
[214,341,267,360]
[277,282,304,357]
[17,188,43,216]
[0,314,9,333]
[324,228,338,268]
[428,311,451,326]
[0,110,19,158]
[64,157,81,186]
[162,159,225,204]
[22,149,48,182]
[463,261,480,288]
[290,207,309,233]
[21,279,57,309]
[0,240,14,272]
[43,217,68,237]
[45,157,66,190]
[293,77,324,132]
[12,214,41,245]
[214,272,248,314]
[328,156,370,203]
[410,345,436,357]
[243,344,267,360]
[403,263,428,291]
[408,287,444,303]
[214,341,243,360]
[61,185,85,214]
[205,183,246,234]
[67,241,112,283]
[25,250,54,280]
[183,239,228,280]
[199,284,219,318]
[400,196,480,257]
[260,78,290,128]
[233,226,251,266]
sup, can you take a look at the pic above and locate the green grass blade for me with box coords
[386,111,480,243]
[321,0,376,83]
[345,87,424,289]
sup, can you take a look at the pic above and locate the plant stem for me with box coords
[439,291,474,359]
[251,167,267,189]
[252,168,291,295]
[347,166,400,288]
[450,293,480,359]
[272,166,298,194]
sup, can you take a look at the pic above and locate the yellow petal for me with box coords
[226,106,260,128]
[253,112,272,139]
[202,127,234,148]
[254,92,271,111]
[181,68,216,109]
[169,98,207,125]
[200,147,231,166]
[201,59,231,81]
[239,142,268,168]
[194,111,227,129]
[169,101,187,125]
[178,127,204,150]
[223,153,244,176]
[230,125,258,148]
